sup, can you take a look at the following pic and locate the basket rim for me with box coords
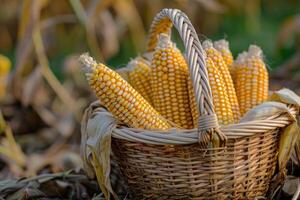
[84,101,297,145]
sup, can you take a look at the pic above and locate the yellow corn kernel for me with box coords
[80,54,171,130]
[189,58,234,126]
[0,54,11,100]
[150,34,194,129]
[235,45,269,116]
[203,40,240,123]
[128,57,152,104]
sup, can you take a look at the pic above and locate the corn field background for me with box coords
[0,0,299,199]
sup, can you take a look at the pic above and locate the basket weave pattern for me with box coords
[112,130,278,199]
[82,8,298,200]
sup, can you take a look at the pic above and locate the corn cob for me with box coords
[213,39,235,78]
[80,54,171,130]
[0,54,11,100]
[128,57,152,104]
[202,40,240,122]
[189,58,235,126]
[150,34,194,129]
[234,45,269,116]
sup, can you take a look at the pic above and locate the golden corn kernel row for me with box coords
[80,54,171,130]
[150,34,194,129]
[234,45,269,116]
[202,40,240,122]
[128,57,152,104]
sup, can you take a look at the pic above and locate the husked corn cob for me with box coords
[128,57,152,104]
[147,18,172,52]
[80,54,171,130]
[0,54,11,100]
[234,45,269,116]
[189,58,234,126]
[203,40,240,122]
[150,34,194,129]
[213,39,235,76]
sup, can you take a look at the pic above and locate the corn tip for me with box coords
[213,39,229,51]
[135,56,150,65]
[202,40,213,50]
[157,33,173,49]
[127,56,150,71]
[142,52,153,63]
[79,53,98,72]
[127,59,139,71]
[235,51,248,65]
[248,45,263,59]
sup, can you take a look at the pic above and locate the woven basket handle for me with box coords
[146,9,225,145]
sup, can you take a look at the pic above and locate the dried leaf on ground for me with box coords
[0,170,100,199]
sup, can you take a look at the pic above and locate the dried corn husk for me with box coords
[278,120,300,171]
[270,89,300,168]
[270,88,300,106]
[241,88,300,177]
[240,102,293,122]
[81,101,118,200]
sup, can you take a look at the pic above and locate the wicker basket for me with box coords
[81,8,298,200]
